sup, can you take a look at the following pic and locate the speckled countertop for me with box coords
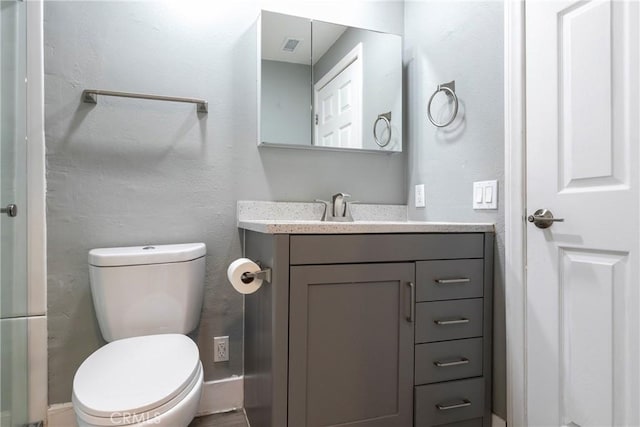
[237,201,494,234]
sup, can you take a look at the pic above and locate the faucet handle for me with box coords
[314,199,331,221]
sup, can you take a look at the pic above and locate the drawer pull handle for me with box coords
[435,278,471,284]
[434,357,470,367]
[436,400,472,411]
[434,318,470,326]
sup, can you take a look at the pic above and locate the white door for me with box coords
[314,44,362,149]
[525,1,639,426]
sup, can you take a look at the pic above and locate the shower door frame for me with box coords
[25,0,47,422]
[0,0,45,423]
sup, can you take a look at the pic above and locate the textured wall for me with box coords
[404,0,506,418]
[45,1,405,404]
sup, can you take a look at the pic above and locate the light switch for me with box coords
[474,186,484,203]
[473,180,498,210]
[472,182,484,209]
[484,186,493,203]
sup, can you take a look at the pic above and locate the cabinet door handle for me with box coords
[436,399,472,411]
[406,281,415,322]
[434,318,469,326]
[434,357,470,367]
[434,278,470,284]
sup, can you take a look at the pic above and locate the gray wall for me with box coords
[44,1,405,404]
[404,1,506,418]
[313,27,402,151]
[261,60,311,145]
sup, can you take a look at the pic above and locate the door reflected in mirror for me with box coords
[259,11,402,153]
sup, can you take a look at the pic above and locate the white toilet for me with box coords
[72,243,207,427]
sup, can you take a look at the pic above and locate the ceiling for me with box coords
[261,11,347,66]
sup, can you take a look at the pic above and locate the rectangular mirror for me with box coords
[259,11,402,153]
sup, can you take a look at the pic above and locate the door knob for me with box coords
[527,208,563,229]
[1,204,17,217]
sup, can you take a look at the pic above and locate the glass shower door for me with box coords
[0,0,29,425]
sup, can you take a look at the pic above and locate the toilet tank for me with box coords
[88,243,206,342]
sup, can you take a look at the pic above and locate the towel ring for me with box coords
[373,112,392,147]
[427,81,458,128]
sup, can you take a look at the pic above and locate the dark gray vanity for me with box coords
[241,215,493,427]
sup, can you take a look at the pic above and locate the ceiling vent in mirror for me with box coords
[281,37,301,53]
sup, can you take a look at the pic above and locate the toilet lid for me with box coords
[72,334,200,418]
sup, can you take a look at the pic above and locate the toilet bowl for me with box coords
[73,334,203,427]
[72,243,207,427]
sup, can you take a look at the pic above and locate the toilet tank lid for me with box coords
[89,243,206,267]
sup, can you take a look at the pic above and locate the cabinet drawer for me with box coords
[418,418,483,427]
[415,377,484,426]
[417,259,484,302]
[416,299,483,343]
[415,338,483,385]
[290,233,484,265]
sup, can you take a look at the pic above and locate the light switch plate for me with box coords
[473,180,498,210]
[415,184,426,208]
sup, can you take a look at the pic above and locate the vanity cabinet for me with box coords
[289,263,414,426]
[243,231,493,427]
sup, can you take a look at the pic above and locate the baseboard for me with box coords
[492,413,507,427]
[196,375,244,416]
[47,403,75,427]
[46,376,244,426]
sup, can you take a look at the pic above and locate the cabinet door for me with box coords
[289,263,415,427]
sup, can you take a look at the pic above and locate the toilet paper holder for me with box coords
[240,261,272,284]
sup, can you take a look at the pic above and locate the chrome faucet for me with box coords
[315,193,355,222]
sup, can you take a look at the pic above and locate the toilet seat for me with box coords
[72,334,201,426]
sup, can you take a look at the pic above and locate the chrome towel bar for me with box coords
[82,89,208,113]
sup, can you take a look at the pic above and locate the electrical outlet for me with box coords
[214,336,229,362]
[415,184,426,208]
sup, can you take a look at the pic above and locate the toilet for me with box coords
[72,243,207,427]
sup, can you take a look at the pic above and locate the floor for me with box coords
[189,410,249,427]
